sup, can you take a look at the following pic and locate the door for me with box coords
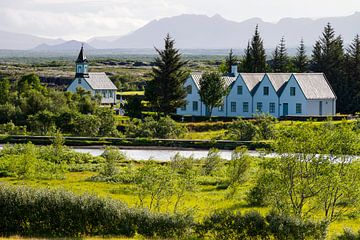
[283,103,288,116]
[319,101,323,116]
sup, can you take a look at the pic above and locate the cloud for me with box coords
[0,0,187,40]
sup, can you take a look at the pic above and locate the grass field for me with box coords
[1,157,359,239]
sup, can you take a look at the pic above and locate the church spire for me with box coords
[76,44,88,63]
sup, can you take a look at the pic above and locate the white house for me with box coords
[252,73,291,118]
[280,73,336,116]
[176,66,337,118]
[67,46,118,105]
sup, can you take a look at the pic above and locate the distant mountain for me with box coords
[106,12,360,49]
[0,30,65,50]
[32,40,96,52]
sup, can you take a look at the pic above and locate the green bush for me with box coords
[254,114,277,140]
[0,184,193,238]
[335,228,360,240]
[126,116,187,139]
[196,210,328,240]
[227,119,257,141]
[202,148,223,176]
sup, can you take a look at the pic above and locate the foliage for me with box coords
[227,147,250,197]
[294,39,308,72]
[196,210,326,240]
[227,118,257,141]
[199,71,227,117]
[241,25,267,72]
[123,95,143,119]
[0,184,193,238]
[100,147,127,177]
[202,148,223,176]
[125,116,186,139]
[145,34,189,116]
[271,37,290,72]
[254,113,277,140]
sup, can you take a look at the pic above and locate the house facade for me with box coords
[67,46,118,105]
[176,67,336,118]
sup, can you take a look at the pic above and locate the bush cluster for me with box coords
[126,116,187,139]
[196,210,328,240]
[185,121,234,132]
[0,185,193,238]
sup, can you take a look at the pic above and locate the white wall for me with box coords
[176,77,204,116]
[226,75,253,118]
[307,100,335,116]
[252,75,280,118]
[279,75,307,116]
[67,78,116,105]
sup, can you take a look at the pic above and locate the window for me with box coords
[78,79,82,84]
[290,87,296,96]
[102,91,106,98]
[231,102,236,112]
[296,103,302,114]
[256,102,263,112]
[269,102,275,113]
[237,86,243,95]
[186,85,192,94]
[263,86,269,96]
[78,66,81,72]
[181,104,186,111]
[243,102,249,113]
[218,104,224,112]
[192,101,198,111]
[110,91,113,98]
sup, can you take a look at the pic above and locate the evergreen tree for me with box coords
[225,49,238,74]
[199,71,226,117]
[344,35,360,113]
[0,78,11,104]
[241,25,267,73]
[310,23,345,112]
[271,37,289,72]
[294,39,308,72]
[241,42,253,72]
[145,34,188,116]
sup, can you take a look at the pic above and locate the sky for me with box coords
[1,0,360,41]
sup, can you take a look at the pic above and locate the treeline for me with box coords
[0,73,118,136]
[222,23,360,114]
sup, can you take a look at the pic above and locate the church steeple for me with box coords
[75,44,89,78]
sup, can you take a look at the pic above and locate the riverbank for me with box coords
[0,135,271,150]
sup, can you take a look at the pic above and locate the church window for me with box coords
[78,79,82,84]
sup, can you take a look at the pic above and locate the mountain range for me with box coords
[1,12,360,51]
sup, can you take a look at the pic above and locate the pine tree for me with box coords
[271,37,289,72]
[249,25,267,72]
[241,42,253,72]
[145,34,188,116]
[0,78,11,104]
[344,35,360,113]
[225,49,238,74]
[241,25,266,73]
[294,39,308,72]
[310,23,345,112]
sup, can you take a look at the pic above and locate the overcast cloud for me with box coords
[1,0,360,40]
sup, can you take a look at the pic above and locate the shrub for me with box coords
[125,116,187,139]
[266,212,328,240]
[100,147,127,177]
[0,184,193,238]
[335,228,360,240]
[227,119,257,141]
[202,148,223,176]
[254,114,277,140]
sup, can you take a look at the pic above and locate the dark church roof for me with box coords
[76,45,88,63]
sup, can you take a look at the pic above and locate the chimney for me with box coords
[231,65,238,76]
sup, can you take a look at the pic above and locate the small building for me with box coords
[176,66,337,118]
[67,46,117,105]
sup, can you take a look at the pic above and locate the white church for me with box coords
[177,66,337,118]
[67,46,118,105]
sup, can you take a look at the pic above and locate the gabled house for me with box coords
[280,73,336,116]
[176,72,237,117]
[227,73,263,118]
[252,73,291,118]
[67,46,118,105]
[176,66,337,118]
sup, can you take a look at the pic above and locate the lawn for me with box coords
[1,159,359,239]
